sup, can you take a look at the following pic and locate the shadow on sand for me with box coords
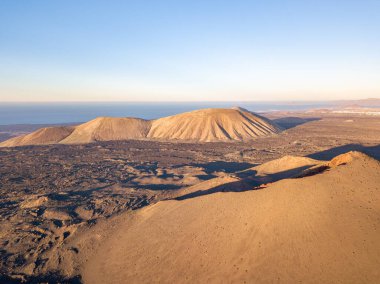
[175,180,257,201]
[174,143,380,202]
[175,164,323,201]
[273,117,320,130]
[187,161,256,174]
[308,143,380,160]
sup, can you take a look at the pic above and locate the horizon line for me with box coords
[1,98,379,104]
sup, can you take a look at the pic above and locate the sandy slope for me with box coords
[0,117,151,146]
[252,155,321,175]
[148,108,280,142]
[60,117,151,144]
[81,152,380,283]
[0,126,74,147]
[0,108,280,146]
[171,155,322,200]
[170,175,249,200]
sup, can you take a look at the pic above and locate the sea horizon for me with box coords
[0,101,339,125]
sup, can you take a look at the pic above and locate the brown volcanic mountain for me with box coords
[59,117,151,144]
[0,108,280,146]
[0,126,74,147]
[148,108,281,142]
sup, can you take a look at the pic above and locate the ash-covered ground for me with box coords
[1,113,380,282]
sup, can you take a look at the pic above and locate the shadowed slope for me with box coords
[0,126,74,147]
[82,152,380,284]
[171,174,252,200]
[60,117,151,144]
[147,108,280,142]
[172,155,324,200]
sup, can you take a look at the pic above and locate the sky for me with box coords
[0,0,379,102]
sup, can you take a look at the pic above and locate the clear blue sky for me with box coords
[0,0,379,102]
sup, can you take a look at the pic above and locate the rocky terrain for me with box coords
[0,113,380,282]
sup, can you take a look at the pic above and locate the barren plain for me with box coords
[0,111,380,283]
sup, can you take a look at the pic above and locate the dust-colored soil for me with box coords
[80,152,380,284]
[0,126,74,147]
[0,112,380,282]
[147,108,280,141]
[60,117,151,144]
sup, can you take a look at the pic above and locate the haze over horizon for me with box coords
[1,0,380,102]
[2,3,380,283]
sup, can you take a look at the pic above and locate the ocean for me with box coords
[0,102,333,125]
